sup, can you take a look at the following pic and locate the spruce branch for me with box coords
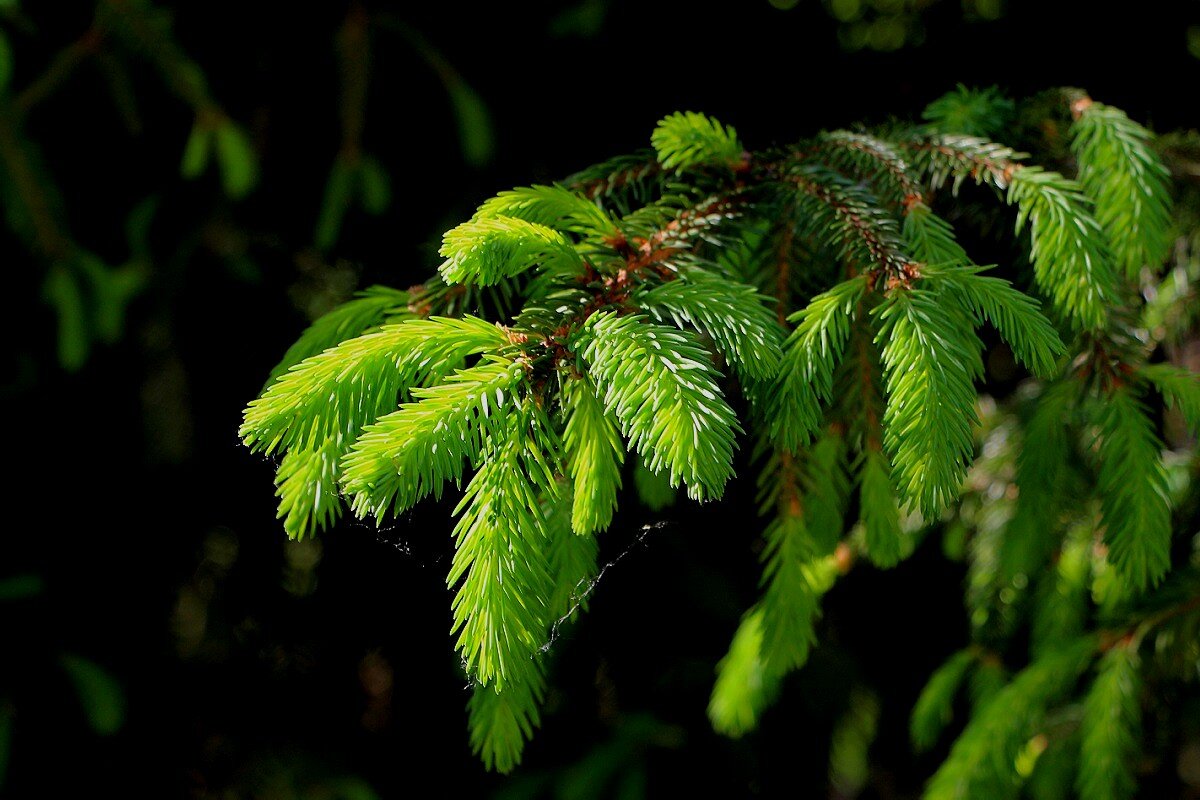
[447,404,558,691]
[341,356,530,521]
[1029,530,1091,659]
[903,204,1065,376]
[474,184,618,239]
[581,312,740,502]
[1092,386,1172,591]
[910,648,976,752]
[924,637,1097,800]
[239,93,1188,777]
[265,285,411,385]
[708,607,779,738]
[874,286,982,517]
[562,378,624,536]
[756,449,842,673]
[998,380,1078,580]
[1076,645,1141,800]
[544,487,600,622]
[636,273,785,382]
[921,84,1014,140]
[241,315,506,456]
[1138,363,1200,435]
[274,437,345,541]
[924,263,1066,378]
[468,659,547,774]
[710,551,842,737]
[439,216,584,286]
[1007,166,1117,330]
[812,130,925,213]
[766,276,867,451]
[1071,99,1172,278]
[565,150,662,206]
[651,111,744,172]
[859,448,904,567]
[786,164,914,278]
[904,135,1118,329]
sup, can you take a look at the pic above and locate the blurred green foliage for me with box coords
[0,0,492,372]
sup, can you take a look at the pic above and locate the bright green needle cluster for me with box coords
[440,216,582,285]
[651,111,743,171]
[581,312,740,502]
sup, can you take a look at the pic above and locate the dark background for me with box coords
[3,1,1198,796]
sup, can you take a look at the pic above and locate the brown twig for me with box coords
[0,96,73,261]
[15,26,105,114]
[336,3,370,163]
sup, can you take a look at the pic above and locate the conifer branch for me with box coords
[924,637,1097,800]
[265,286,411,384]
[874,286,982,516]
[562,378,623,536]
[341,356,530,521]
[581,312,740,501]
[651,111,744,172]
[786,165,914,279]
[475,184,619,239]
[566,150,662,205]
[812,131,925,213]
[859,448,904,567]
[766,276,866,451]
[708,608,778,738]
[998,380,1078,580]
[440,216,584,286]
[241,316,506,456]
[910,648,976,752]
[904,135,1117,329]
[924,263,1066,378]
[636,274,784,382]
[1138,363,1200,435]
[239,94,1187,776]
[274,437,344,541]
[468,659,546,774]
[1092,387,1171,591]
[1029,531,1090,658]
[756,438,845,672]
[544,487,600,622]
[1071,98,1172,278]
[921,85,1014,139]
[447,404,558,691]
[1076,644,1141,800]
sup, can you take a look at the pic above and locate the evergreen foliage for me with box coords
[243,85,1200,791]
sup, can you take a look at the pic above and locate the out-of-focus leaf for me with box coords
[43,266,88,371]
[0,574,43,600]
[214,120,258,198]
[60,654,125,735]
[447,80,494,167]
[331,777,381,800]
[830,689,880,796]
[180,121,212,179]
[358,156,391,215]
[124,196,158,264]
[315,156,356,251]
[76,253,146,343]
[0,29,12,89]
[614,766,646,800]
